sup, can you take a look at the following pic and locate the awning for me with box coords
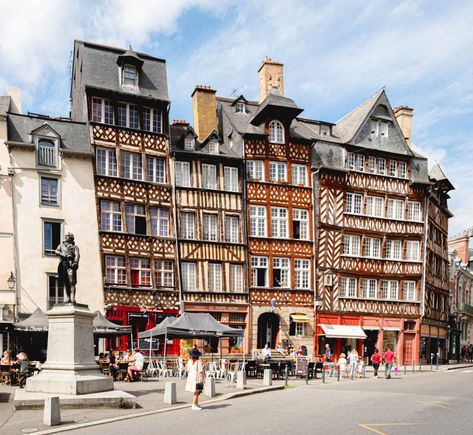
[290,314,310,323]
[320,324,367,339]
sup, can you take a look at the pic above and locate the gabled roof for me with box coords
[230,95,248,106]
[429,163,454,192]
[250,93,303,125]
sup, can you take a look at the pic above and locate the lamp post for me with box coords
[7,271,17,321]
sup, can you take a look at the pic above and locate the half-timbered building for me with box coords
[310,92,430,364]
[217,58,316,355]
[170,86,248,353]
[70,41,178,349]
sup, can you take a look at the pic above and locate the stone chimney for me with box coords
[6,87,21,114]
[393,106,413,145]
[191,85,217,141]
[258,56,284,103]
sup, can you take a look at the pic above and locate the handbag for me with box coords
[196,382,203,392]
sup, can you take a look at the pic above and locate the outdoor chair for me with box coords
[205,361,219,379]
[245,360,257,378]
[145,359,159,378]
[117,362,129,381]
[136,361,149,382]
[176,358,186,378]
[100,362,112,377]
[227,361,241,383]
[157,361,173,378]
[269,362,280,379]
[0,365,12,385]
[218,359,229,379]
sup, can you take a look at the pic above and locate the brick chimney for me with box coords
[449,235,470,264]
[393,106,413,145]
[191,85,217,141]
[6,87,21,114]
[258,56,284,103]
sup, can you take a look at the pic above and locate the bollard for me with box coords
[436,353,439,371]
[204,377,216,397]
[430,353,434,371]
[43,397,61,426]
[263,369,272,386]
[350,365,354,381]
[236,371,246,390]
[305,367,309,385]
[322,366,326,384]
[363,365,366,379]
[284,365,288,387]
[337,367,340,382]
[164,381,177,404]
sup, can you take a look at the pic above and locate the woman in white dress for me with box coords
[186,347,204,410]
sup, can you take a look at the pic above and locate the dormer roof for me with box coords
[250,93,303,125]
[429,163,454,192]
[116,47,144,69]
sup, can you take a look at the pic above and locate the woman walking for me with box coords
[186,347,204,411]
[348,348,359,379]
[371,348,381,378]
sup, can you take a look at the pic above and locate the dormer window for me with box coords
[269,120,284,144]
[370,119,389,138]
[235,102,246,114]
[320,125,331,136]
[184,135,195,151]
[38,139,57,167]
[209,139,219,154]
[122,64,138,86]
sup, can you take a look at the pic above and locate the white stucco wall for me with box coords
[10,148,104,314]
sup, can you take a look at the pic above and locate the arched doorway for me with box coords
[257,312,280,349]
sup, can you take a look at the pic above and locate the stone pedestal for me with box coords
[204,377,216,397]
[263,369,272,386]
[43,397,61,426]
[26,304,113,395]
[236,371,246,389]
[164,382,177,404]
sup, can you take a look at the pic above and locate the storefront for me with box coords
[420,323,448,364]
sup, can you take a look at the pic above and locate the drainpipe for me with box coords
[9,159,20,321]
[241,155,250,354]
[311,166,320,357]
[419,190,430,363]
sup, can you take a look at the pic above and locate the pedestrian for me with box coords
[17,352,32,389]
[384,346,395,379]
[348,349,359,379]
[337,353,348,377]
[461,345,467,361]
[324,343,331,362]
[127,348,144,381]
[262,343,271,361]
[371,348,381,378]
[468,344,473,362]
[186,347,204,411]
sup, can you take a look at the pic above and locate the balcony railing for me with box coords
[460,303,473,316]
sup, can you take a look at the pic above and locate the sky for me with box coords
[1,0,472,236]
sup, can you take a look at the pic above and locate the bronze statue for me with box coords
[55,232,80,304]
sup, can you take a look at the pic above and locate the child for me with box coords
[393,356,399,376]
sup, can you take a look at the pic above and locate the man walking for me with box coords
[384,346,395,379]
[325,343,331,362]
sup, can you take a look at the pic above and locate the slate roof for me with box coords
[77,40,169,101]
[429,163,454,191]
[250,93,303,125]
[0,96,10,116]
[7,113,92,156]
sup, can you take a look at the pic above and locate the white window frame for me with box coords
[378,158,386,175]
[269,120,284,144]
[355,154,365,172]
[367,156,377,173]
[184,135,195,150]
[291,164,307,186]
[121,151,143,180]
[105,255,126,285]
[340,277,357,298]
[292,209,309,240]
[125,204,146,235]
[180,212,195,240]
[251,256,268,287]
[181,262,196,291]
[247,160,264,181]
[208,139,219,154]
[380,280,399,300]
[96,147,118,177]
[407,201,421,221]
[250,205,266,237]
[225,215,239,243]
[398,161,407,178]
[142,107,162,134]
[343,235,360,256]
[224,166,239,192]
[150,207,169,237]
[269,161,287,182]
[91,97,114,124]
[385,239,402,260]
[154,260,174,287]
[235,102,246,114]
[386,199,404,220]
[229,264,243,292]
[203,213,218,241]
[175,161,191,187]
[101,200,122,232]
[146,156,166,183]
[271,207,288,238]
[361,278,377,298]
[37,139,57,168]
[403,281,416,301]
[117,102,139,129]
[345,152,355,170]
[122,64,138,86]
[365,196,384,217]
[202,164,217,189]
[208,263,222,292]
[130,257,151,287]
[364,237,381,258]
[272,257,290,288]
[345,193,363,214]
[388,160,397,177]
[40,176,59,206]
[294,259,310,289]
[405,240,420,261]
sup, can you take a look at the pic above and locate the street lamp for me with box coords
[7,272,16,290]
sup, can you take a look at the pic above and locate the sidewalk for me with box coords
[363,362,473,372]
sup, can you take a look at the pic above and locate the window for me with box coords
[91,98,113,124]
[269,161,286,182]
[340,277,357,298]
[142,108,162,133]
[271,207,288,238]
[361,278,377,298]
[180,212,195,239]
[117,103,127,127]
[116,103,139,129]
[251,256,268,287]
[229,264,243,292]
[154,260,174,287]
[370,119,378,136]
[367,156,377,173]
[146,156,166,183]
[294,259,310,288]
[208,139,219,154]
[203,214,218,241]
[38,139,56,167]
[125,204,146,235]
[175,161,191,187]
[129,105,139,129]
[101,200,122,232]
[405,240,420,261]
[290,318,305,337]
[407,201,421,221]
[130,258,151,287]
[388,160,397,177]
[386,199,404,220]
[345,193,362,214]
[380,280,398,299]
[385,240,402,260]
[224,167,239,192]
[123,64,138,86]
[121,151,142,180]
[355,154,365,171]
[105,255,126,285]
[345,152,355,170]
[48,275,64,309]
[247,160,264,181]
[250,205,266,237]
[403,281,416,301]
[292,164,307,185]
[40,177,59,206]
[150,207,169,237]
[320,125,331,136]
[365,196,384,217]
[293,209,308,240]
[235,102,246,113]
[343,235,360,256]
[398,161,407,178]
[181,262,196,291]
[364,237,381,258]
[96,147,118,176]
[43,221,61,255]
[273,257,290,287]
[269,120,284,144]
[202,164,217,189]
[370,119,388,137]
[225,215,239,243]
[378,158,386,175]
[208,263,222,291]
[379,121,389,137]
[184,135,195,150]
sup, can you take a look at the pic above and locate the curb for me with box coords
[33,385,285,434]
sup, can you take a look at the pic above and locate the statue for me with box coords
[55,232,80,304]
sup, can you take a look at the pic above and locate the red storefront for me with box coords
[106,305,180,354]
[315,313,420,365]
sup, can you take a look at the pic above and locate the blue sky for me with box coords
[1,0,472,236]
